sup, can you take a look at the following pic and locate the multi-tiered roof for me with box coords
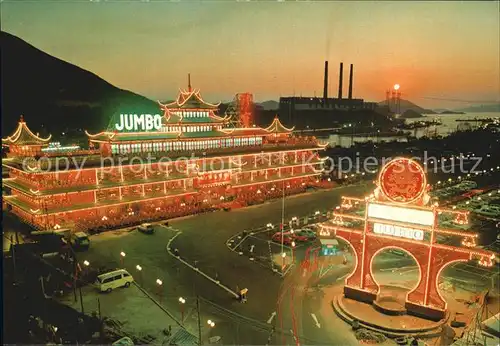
[2,116,52,157]
[86,86,293,145]
[2,115,52,146]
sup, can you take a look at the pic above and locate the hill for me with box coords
[377,99,435,115]
[1,31,158,140]
[256,100,279,110]
[399,109,423,119]
[440,110,465,115]
[454,104,500,113]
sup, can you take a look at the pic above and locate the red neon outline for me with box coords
[369,246,423,304]
[378,157,427,205]
[334,234,359,285]
[433,258,469,311]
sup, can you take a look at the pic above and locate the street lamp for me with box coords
[281,251,287,270]
[83,260,90,266]
[156,279,163,303]
[120,251,126,266]
[291,241,296,262]
[179,297,186,324]
[136,265,143,285]
[207,319,215,328]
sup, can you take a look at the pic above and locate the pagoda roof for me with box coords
[2,116,51,146]
[157,88,230,125]
[159,89,221,110]
[161,111,229,124]
[264,116,295,133]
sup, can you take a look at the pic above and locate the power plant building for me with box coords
[279,62,377,113]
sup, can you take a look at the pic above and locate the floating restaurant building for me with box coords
[2,86,328,231]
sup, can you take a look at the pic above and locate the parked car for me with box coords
[474,205,500,218]
[290,231,309,242]
[138,223,155,234]
[272,232,293,245]
[70,232,90,250]
[460,181,478,189]
[95,269,134,292]
[293,228,317,241]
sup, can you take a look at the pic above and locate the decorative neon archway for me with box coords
[319,157,496,321]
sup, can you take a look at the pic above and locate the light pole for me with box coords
[120,251,126,266]
[179,297,186,324]
[136,265,143,285]
[291,241,296,263]
[314,210,320,219]
[281,252,287,270]
[207,319,215,342]
[83,260,90,278]
[281,180,285,269]
[156,279,163,303]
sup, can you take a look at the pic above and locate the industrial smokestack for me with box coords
[348,64,353,99]
[338,62,343,99]
[323,61,328,101]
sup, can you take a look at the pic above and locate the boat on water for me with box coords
[455,117,499,123]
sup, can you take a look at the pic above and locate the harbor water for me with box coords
[325,112,499,148]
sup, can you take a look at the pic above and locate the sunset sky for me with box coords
[2,1,499,109]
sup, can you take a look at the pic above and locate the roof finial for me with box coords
[188,73,192,92]
[20,115,25,123]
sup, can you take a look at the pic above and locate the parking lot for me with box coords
[57,281,200,344]
[226,219,324,274]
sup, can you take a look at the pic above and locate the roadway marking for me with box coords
[379,265,418,272]
[310,313,321,328]
[399,268,419,275]
[231,232,253,251]
[267,311,276,324]
[318,264,335,278]
[166,231,239,299]
[336,273,349,282]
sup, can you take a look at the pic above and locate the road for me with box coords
[82,184,371,344]
[75,182,497,345]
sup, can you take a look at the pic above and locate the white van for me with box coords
[96,269,134,292]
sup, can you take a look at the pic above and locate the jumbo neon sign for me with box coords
[115,114,162,132]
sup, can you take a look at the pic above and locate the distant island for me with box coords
[399,109,423,119]
[439,110,466,115]
[377,99,435,115]
[454,103,500,113]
